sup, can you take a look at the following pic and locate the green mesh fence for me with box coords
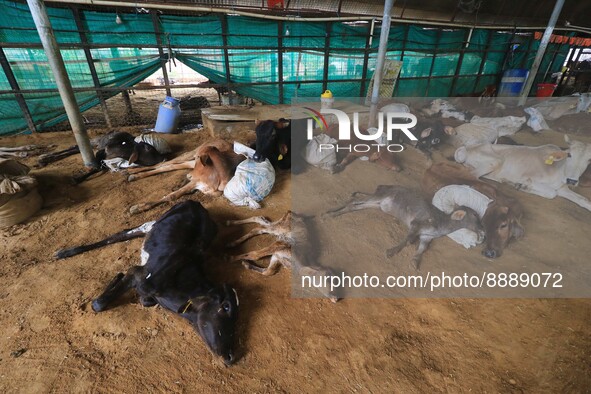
[0,0,574,136]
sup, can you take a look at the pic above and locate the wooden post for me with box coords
[72,7,112,128]
[449,28,472,96]
[220,14,232,97]
[0,47,37,133]
[425,28,442,96]
[151,10,171,97]
[26,0,96,168]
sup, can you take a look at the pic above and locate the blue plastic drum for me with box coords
[155,96,181,133]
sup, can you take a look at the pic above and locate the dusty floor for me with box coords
[0,119,590,393]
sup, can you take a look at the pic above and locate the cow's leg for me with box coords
[54,221,154,259]
[333,153,358,173]
[126,160,195,181]
[242,253,285,276]
[226,227,268,247]
[557,186,591,211]
[91,266,145,312]
[326,196,381,217]
[386,224,420,258]
[226,216,271,227]
[72,167,107,184]
[412,236,434,270]
[515,182,558,199]
[129,180,198,214]
[230,241,286,264]
[37,145,79,167]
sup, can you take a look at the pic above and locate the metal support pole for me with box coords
[518,0,565,105]
[26,0,96,167]
[220,14,232,96]
[368,0,395,128]
[151,10,171,97]
[322,22,332,92]
[277,20,284,104]
[0,47,37,133]
[72,7,112,128]
[359,19,375,96]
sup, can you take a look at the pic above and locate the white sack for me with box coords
[432,185,492,248]
[470,115,526,137]
[524,107,549,132]
[450,123,498,147]
[134,134,172,154]
[304,133,337,171]
[224,142,275,209]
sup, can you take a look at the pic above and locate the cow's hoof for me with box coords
[127,175,137,182]
[129,205,142,215]
[385,248,396,258]
[91,299,107,312]
[411,259,421,271]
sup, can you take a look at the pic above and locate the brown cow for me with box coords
[125,139,244,214]
[226,211,339,302]
[422,162,524,258]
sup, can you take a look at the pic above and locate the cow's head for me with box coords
[178,284,239,366]
[193,146,222,193]
[253,119,290,163]
[416,122,456,150]
[561,135,591,186]
[481,201,524,259]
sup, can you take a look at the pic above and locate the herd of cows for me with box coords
[18,98,589,365]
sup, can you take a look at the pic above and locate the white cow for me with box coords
[454,135,591,211]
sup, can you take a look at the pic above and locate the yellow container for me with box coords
[321,90,334,109]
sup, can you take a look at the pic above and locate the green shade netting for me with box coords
[0,0,573,135]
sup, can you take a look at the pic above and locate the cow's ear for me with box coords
[511,221,525,239]
[444,126,456,135]
[545,151,568,164]
[279,143,289,155]
[451,209,466,220]
[254,119,262,126]
[420,128,432,139]
[199,154,211,166]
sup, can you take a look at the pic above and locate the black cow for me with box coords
[74,132,166,183]
[412,119,456,157]
[55,201,239,366]
[253,118,309,174]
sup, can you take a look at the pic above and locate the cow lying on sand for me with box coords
[422,162,524,258]
[55,201,239,365]
[327,185,484,269]
[455,135,591,212]
[226,211,339,302]
[125,139,245,214]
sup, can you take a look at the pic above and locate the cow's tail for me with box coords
[54,221,156,260]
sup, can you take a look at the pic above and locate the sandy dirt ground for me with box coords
[0,116,590,393]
